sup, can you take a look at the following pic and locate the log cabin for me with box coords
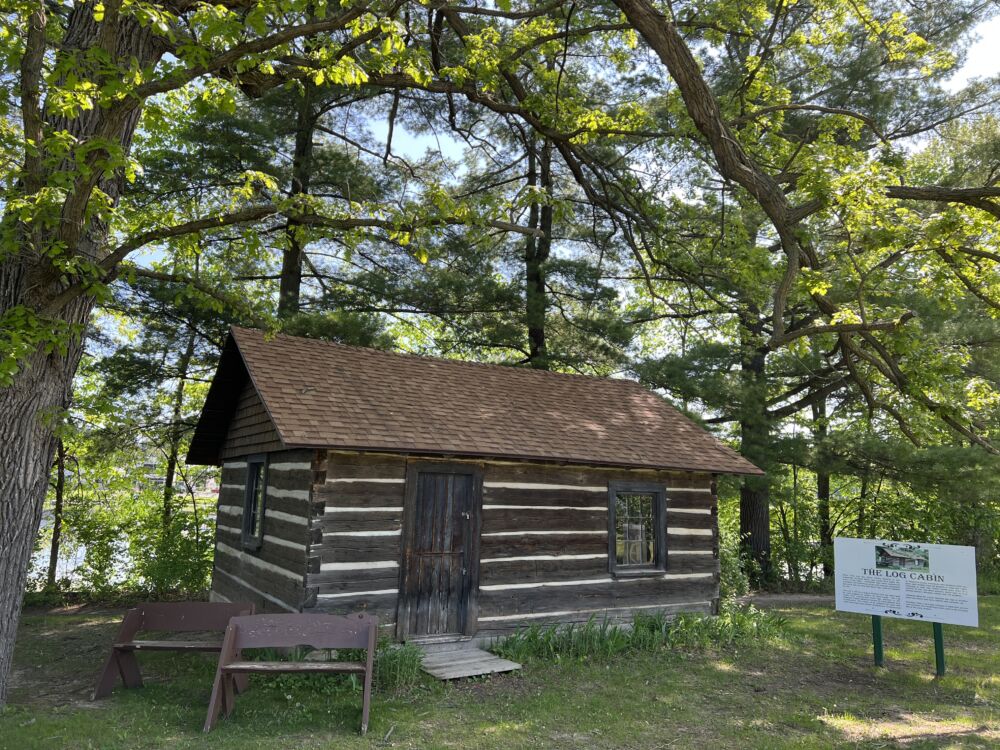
[187,327,762,643]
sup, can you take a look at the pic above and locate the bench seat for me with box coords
[222,660,367,674]
[114,640,223,652]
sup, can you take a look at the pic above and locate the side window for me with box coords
[242,455,267,551]
[608,482,666,574]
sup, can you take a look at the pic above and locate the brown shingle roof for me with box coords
[191,326,761,475]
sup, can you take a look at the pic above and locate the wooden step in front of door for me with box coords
[418,645,521,680]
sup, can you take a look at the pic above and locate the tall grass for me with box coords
[252,640,424,694]
[492,602,786,663]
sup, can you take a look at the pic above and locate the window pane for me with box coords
[615,492,656,567]
[246,463,264,538]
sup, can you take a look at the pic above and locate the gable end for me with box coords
[221,380,284,459]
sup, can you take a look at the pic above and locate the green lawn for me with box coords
[2,597,997,749]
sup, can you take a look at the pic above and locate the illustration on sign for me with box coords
[875,542,929,572]
[834,537,978,628]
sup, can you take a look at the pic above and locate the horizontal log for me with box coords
[308,565,400,587]
[266,470,313,493]
[484,463,711,489]
[480,533,606,558]
[221,465,247,485]
[479,556,608,586]
[261,515,310,543]
[218,486,244,505]
[482,507,605,533]
[665,532,715,551]
[665,510,714,530]
[313,482,405,508]
[482,486,606,506]
[478,576,717,617]
[309,593,398,621]
[666,554,720,575]
[315,537,401,563]
[312,573,401,595]
[325,452,407,479]
[476,599,713,635]
[213,553,303,598]
[666,490,716,510]
[212,568,299,613]
[215,546,304,590]
[319,513,403,532]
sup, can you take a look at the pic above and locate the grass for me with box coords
[1,597,998,749]
[492,602,787,662]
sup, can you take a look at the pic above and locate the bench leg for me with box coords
[222,674,236,718]
[203,670,226,733]
[233,672,249,694]
[116,649,144,689]
[92,651,120,700]
[360,669,372,736]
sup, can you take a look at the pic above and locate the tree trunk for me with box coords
[0,296,90,705]
[45,440,67,589]
[857,473,867,537]
[0,3,167,704]
[812,397,833,577]
[162,330,197,526]
[279,79,316,317]
[738,328,772,584]
[525,138,552,369]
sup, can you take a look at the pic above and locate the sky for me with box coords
[945,14,1000,90]
[378,13,1000,162]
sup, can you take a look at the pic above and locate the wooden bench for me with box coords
[93,601,254,700]
[203,612,378,735]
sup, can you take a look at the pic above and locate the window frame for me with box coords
[607,481,667,577]
[241,454,268,551]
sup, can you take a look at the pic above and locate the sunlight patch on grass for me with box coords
[478,720,530,734]
[821,710,997,745]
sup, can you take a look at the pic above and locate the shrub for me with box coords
[256,640,424,695]
[492,603,786,664]
[719,529,751,599]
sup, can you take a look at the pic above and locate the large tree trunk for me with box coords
[0,3,167,704]
[0,295,90,705]
[738,329,772,584]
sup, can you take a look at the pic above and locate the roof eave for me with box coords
[278,441,765,476]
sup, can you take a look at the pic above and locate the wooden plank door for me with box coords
[398,465,481,639]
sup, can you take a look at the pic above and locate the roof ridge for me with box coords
[231,326,644,388]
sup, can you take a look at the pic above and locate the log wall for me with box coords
[208,449,314,612]
[304,451,720,638]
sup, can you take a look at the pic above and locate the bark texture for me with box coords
[738,339,772,583]
[0,3,168,704]
[0,299,88,704]
[525,138,553,369]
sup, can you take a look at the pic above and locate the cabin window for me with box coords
[608,482,666,574]
[242,455,267,551]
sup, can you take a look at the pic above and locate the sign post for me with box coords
[834,538,978,676]
[933,622,945,676]
[871,614,884,667]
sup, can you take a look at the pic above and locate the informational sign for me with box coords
[834,537,978,628]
